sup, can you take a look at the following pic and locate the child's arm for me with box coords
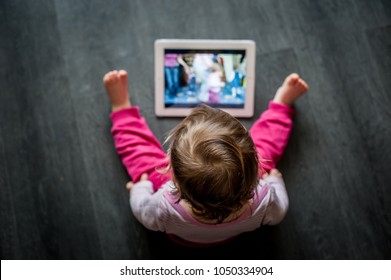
[261,169,289,225]
[129,179,166,231]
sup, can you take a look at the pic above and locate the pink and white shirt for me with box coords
[130,176,288,245]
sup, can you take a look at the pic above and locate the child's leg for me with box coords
[110,108,171,192]
[104,70,171,191]
[250,102,295,174]
[250,73,308,175]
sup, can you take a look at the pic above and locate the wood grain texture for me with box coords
[1,0,390,259]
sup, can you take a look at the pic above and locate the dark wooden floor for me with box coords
[1,0,390,260]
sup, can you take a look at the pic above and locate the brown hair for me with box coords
[167,105,259,223]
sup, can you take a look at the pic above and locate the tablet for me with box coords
[154,39,256,117]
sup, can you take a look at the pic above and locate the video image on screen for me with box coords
[164,49,247,108]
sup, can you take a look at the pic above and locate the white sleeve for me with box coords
[129,181,166,231]
[262,176,289,225]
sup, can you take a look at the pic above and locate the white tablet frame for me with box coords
[154,39,256,117]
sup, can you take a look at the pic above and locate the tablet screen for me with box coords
[164,49,247,109]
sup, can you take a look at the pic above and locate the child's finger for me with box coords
[127,173,149,190]
[261,172,269,179]
[269,169,282,178]
[140,173,149,181]
[126,181,134,190]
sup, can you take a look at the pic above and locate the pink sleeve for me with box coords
[110,107,170,191]
[249,102,295,174]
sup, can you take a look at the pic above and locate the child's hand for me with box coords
[126,173,149,190]
[262,168,283,179]
[103,70,132,112]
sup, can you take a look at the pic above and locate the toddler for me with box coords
[103,70,308,246]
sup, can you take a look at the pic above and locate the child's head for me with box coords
[167,105,259,223]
